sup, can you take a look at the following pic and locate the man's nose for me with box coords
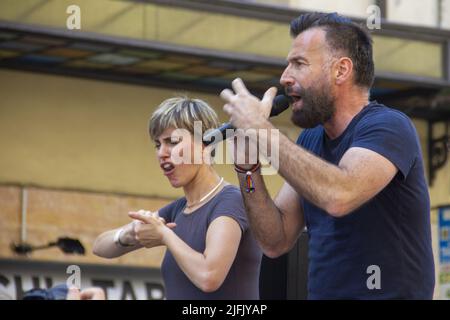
[280,66,295,87]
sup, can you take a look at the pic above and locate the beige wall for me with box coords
[0,69,291,198]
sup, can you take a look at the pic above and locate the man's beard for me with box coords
[288,82,336,129]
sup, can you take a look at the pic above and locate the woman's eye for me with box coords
[155,144,161,149]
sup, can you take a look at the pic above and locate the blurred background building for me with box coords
[0,0,449,299]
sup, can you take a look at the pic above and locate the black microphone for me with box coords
[203,95,291,146]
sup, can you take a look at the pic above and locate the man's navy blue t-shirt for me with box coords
[296,101,435,299]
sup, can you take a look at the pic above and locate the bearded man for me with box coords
[221,12,435,299]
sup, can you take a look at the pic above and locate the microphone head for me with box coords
[202,94,291,146]
[270,95,292,117]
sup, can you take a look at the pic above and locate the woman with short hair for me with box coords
[93,97,262,300]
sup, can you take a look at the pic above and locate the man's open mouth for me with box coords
[292,96,302,102]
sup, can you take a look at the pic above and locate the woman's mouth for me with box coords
[161,162,175,176]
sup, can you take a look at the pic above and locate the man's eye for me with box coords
[155,144,161,149]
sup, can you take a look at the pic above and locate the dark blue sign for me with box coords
[439,206,450,264]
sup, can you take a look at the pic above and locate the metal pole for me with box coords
[21,187,28,243]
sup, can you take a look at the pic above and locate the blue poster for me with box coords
[439,206,450,264]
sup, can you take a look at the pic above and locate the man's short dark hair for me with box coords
[290,12,374,89]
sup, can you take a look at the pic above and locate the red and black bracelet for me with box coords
[234,162,261,193]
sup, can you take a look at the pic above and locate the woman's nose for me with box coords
[157,143,171,159]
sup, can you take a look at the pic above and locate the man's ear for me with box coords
[334,57,353,85]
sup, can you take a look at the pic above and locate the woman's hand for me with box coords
[128,210,176,248]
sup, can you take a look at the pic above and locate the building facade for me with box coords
[0,0,449,299]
